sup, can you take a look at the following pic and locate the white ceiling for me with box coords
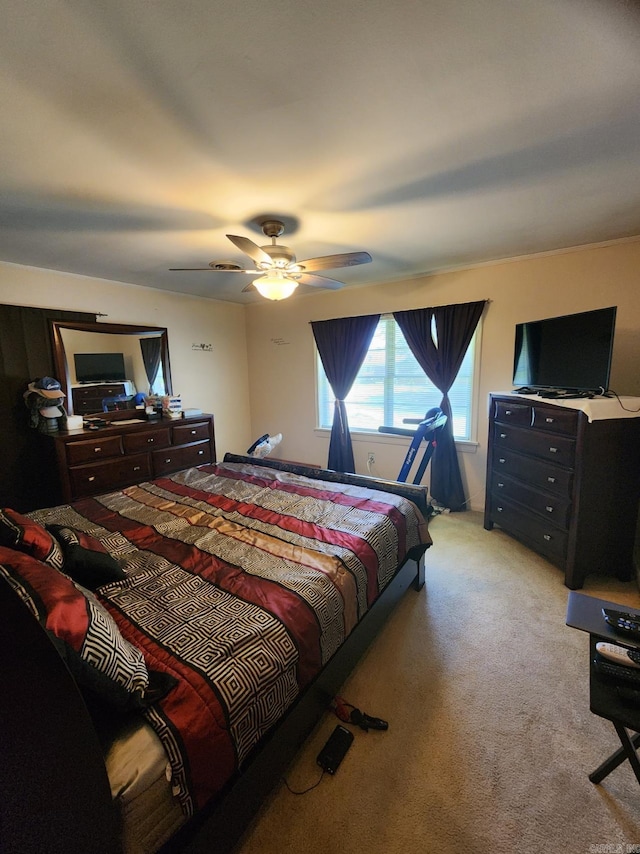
[1,0,639,304]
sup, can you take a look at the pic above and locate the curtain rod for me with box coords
[309,298,491,324]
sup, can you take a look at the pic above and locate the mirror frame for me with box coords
[50,320,173,416]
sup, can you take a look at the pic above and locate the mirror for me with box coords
[50,320,172,416]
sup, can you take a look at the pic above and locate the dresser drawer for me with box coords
[493,424,576,467]
[66,435,124,465]
[494,400,532,427]
[70,454,152,498]
[73,383,126,401]
[172,421,211,444]
[492,449,574,497]
[490,473,571,529]
[74,398,103,415]
[123,428,171,454]
[152,440,212,476]
[490,497,568,563]
[531,405,580,435]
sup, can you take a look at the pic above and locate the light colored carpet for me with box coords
[236,511,640,854]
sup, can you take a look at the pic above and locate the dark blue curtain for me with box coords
[394,300,486,511]
[311,314,380,472]
[140,336,162,394]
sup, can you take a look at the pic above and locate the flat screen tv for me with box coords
[513,306,616,393]
[74,352,126,384]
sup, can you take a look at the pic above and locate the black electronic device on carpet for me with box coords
[316,725,354,775]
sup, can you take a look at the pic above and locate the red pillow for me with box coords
[0,508,64,570]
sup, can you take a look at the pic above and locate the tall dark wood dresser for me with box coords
[484,393,640,589]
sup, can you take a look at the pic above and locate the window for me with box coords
[317,314,477,441]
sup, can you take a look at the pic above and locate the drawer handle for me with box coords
[545,417,555,423]
[505,409,512,415]
[165,458,172,463]
[499,432,507,439]
[498,458,506,464]
[94,447,101,453]
[497,481,504,488]
[543,534,552,541]
[497,506,503,512]
[88,476,96,482]
[549,447,558,453]
[198,449,204,455]
[147,438,154,443]
[133,465,141,471]
[191,429,197,435]
[545,506,554,513]
[547,476,556,483]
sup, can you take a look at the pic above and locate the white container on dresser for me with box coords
[484,393,640,589]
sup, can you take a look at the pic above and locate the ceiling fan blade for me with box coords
[169,266,256,272]
[296,251,372,272]
[296,273,345,290]
[241,282,257,293]
[226,234,272,266]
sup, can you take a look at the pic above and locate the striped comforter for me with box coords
[31,461,430,815]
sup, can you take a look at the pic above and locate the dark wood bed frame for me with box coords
[0,455,431,854]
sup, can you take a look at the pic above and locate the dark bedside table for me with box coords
[566,591,640,786]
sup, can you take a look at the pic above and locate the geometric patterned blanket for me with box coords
[30,462,430,816]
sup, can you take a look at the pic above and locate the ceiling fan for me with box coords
[169,219,372,300]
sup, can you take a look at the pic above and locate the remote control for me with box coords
[593,656,640,686]
[595,642,640,669]
[602,608,640,640]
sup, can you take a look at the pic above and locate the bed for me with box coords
[0,451,432,854]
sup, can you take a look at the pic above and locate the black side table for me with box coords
[566,591,640,786]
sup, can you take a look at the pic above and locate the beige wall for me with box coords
[0,262,253,461]
[245,238,640,511]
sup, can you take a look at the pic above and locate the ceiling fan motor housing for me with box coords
[259,243,296,268]
[260,219,285,238]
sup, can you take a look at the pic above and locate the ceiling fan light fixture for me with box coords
[253,272,298,301]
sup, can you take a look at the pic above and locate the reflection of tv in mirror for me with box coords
[74,352,127,383]
[513,306,616,392]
